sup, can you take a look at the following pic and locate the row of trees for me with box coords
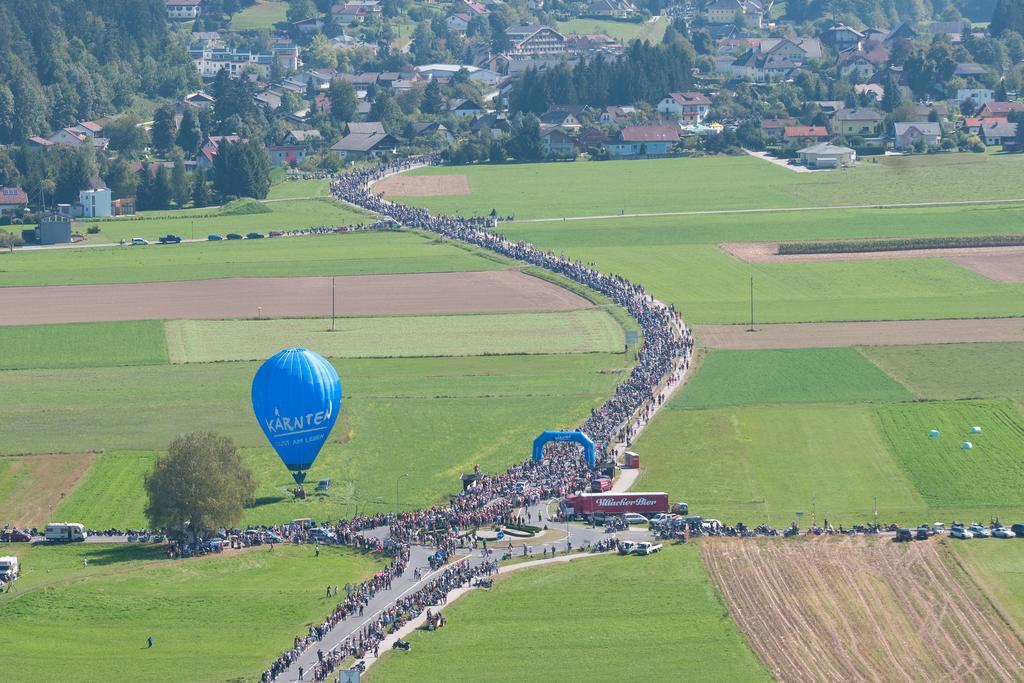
[0,0,198,144]
[510,41,696,114]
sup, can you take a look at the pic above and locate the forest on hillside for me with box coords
[0,0,199,144]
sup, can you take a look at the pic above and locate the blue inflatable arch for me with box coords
[532,431,596,469]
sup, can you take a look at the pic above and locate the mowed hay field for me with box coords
[396,154,1024,218]
[953,541,1024,639]
[702,537,1024,682]
[634,346,1024,525]
[0,543,382,682]
[164,309,624,362]
[369,545,768,682]
[0,321,169,370]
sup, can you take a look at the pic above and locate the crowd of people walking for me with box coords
[259,157,693,681]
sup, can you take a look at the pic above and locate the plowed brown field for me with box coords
[702,537,1024,682]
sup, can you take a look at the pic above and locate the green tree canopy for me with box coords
[144,432,257,537]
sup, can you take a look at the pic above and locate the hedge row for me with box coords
[777,234,1024,255]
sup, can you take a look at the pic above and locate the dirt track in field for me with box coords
[0,453,97,527]
[720,242,1024,283]
[694,318,1024,349]
[375,174,470,197]
[702,537,1024,683]
[0,270,593,325]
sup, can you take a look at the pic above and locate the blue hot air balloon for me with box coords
[252,348,342,485]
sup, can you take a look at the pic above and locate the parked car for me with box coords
[915,526,931,541]
[969,524,991,538]
[269,231,284,237]
[590,477,612,492]
[992,527,1016,539]
[262,531,284,543]
[649,513,674,527]
[246,232,265,239]
[1,529,31,542]
[622,513,649,525]
[308,528,336,542]
[1011,523,1024,536]
[208,234,223,241]
[951,526,974,539]
[671,501,689,515]
[315,479,330,493]
[226,233,243,240]
[894,528,913,542]
[131,237,149,245]
[635,542,662,556]
[158,234,181,244]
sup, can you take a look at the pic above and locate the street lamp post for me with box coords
[396,473,409,514]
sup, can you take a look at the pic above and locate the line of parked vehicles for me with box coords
[126,220,403,247]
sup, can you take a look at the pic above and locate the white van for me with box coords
[0,556,19,580]
[45,522,87,542]
[131,237,149,246]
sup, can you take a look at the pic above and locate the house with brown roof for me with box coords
[330,131,397,160]
[605,125,679,156]
[0,187,29,216]
[979,120,1018,147]
[760,118,797,140]
[893,122,942,150]
[832,108,885,137]
[783,125,830,146]
[979,101,1024,119]
[656,92,711,122]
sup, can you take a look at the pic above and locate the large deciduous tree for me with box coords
[145,432,257,538]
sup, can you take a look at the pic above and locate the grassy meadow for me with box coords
[952,541,1024,637]
[0,353,628,524]
[860,342,1024,401]
[79,196,369,243]
[0,543,382,682]
[0,231,504,287]
[676,348,913,408]
[369,545,768,682]
[397,154,1024,219]
[164,309,624,363]
[555,16,668,43]
[633,344,1024,526]
[0,321,169,370]
[229,0,287,30]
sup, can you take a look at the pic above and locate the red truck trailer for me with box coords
[563,492,669,519]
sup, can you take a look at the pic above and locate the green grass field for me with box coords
[501,238,1024,324]
[634,403,928,525]
[0,543,382,682]
[53,452,155,529]
[164,309,624,363]
[952,542,1024,637]
[1,353,627,523]
[0,321,168,370]
[369,546,767,682]
[860,343,1024,401]
[0,232,504,287]
[229,0,287,29]
[80,197,369,243]
[266,178,332,200]
[398,155,1024,219]
[676,348,913,408]
[555,16,667,43]
[874,400,1024,515]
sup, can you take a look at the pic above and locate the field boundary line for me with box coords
[515,197,1024,223]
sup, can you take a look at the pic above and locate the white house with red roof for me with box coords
[656,92,711,122]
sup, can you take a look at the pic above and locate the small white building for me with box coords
[656,92,711,122]
[79,188,112,218]
[956,88,994,107]
[167,0,202,20]
[798,143,856,169]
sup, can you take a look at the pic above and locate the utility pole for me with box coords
[747,276,755,332]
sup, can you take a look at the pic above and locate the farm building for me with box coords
[798,143,855,169]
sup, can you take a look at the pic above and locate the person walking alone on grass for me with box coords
[315,545,320,558]
[147,636,153,649]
